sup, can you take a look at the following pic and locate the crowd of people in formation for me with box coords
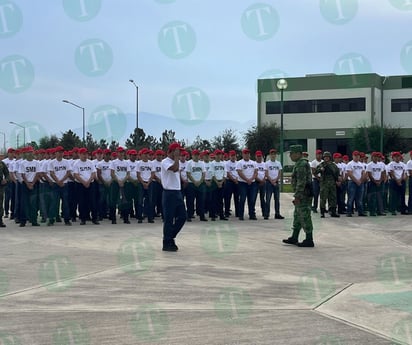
[310,149,412,218]
[0,146,285,228]
[0,145,411,228]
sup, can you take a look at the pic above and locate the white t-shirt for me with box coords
[20,159,40,183]
[407,159,412,175]
[137,160,153,182]
[265,160,282,180]
[210,161,226,181]
[110,159,128,180]
[126,160,139,181]
[97,160,112,183]
[255,161,266,181]
[152,159,162,181]
[225,160,239,180]
[179,160,188,182]
[72,159,96,182]
[187,160,205,183]
[345,160,365,181]
[203,161,213,180]
[366,161,385,181]
[49,158,71,183]
[2,157,14,169]
[388,161,406,180]
[236,159,257,183]
[161,157,180,190]
[310,159,323,178]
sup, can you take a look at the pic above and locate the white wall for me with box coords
[383,89,412,128]
[261,88,372,130]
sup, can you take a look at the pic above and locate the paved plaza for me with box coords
[0,193,412,345]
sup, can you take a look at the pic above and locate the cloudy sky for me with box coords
[1,0,412,148]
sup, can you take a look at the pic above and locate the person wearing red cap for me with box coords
[2,148,15,220]
[265,148,284,220]
[136,148,155,223]
[178,150,189,213]
[161,142,186,251]
[48,146,72,225]
[151,150,165,218]
[346,151,367,217]
[9,149,24,223]
[388,152,408,215]
[310,149,323,213]
[366,152,386,216]
[186,149,207,221]
[254,150,267,219]
[236,148,258,220]
[96,149,112,220]
[19,147,41,227]
[124,149,139,222]
[0,156,10,227]
[407,151,412,214]
[109,147,129,224]
[72,148,99,225]
[209,149,228,221]
[333,153,346,214]
[223,150,240,218]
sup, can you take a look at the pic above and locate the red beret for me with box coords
[168,142,181,152]
[255,150,263,157]
[78,148,88,154]
[229,150,236,156]
[155,149,165,155]
[192,149,200,155]
[242,148,250,154]
[116,146,125,152]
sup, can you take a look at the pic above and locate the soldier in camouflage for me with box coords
[0,160,10,227]
[283,145,314,247]
[315,151,340,218]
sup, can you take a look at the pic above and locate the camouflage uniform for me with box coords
[0,161,10,226]
[291,155,314,238]
[315,153,340,217]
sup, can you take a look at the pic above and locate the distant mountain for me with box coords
[137,112,255,145]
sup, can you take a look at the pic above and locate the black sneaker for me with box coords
[200,218,208,222]
[275,214,284,219]
[92,220,100,225]
[148,219,154,223]
[162,245,178,252]
[219,216,228,221]
[297,239,315,247]
[65,221,72,226]
[80,221,86,225]
[282,237,298,245]
[249,216,257,220]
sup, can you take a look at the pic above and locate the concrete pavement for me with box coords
[0,193,411,344]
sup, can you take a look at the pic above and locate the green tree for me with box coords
[38,135,59,149]
[243,123,280,155]
[189,135,211,151]
[211,129,240,153]
[125,128,160,150]
[85,132,99,152]
[109,140,119,151]
[351,125,409,155]
[59,130,82,150]
[159,129,177,152]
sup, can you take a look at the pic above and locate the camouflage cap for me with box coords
[323,151,331,157]
[290,145,303,153]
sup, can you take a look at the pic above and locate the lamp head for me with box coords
[276,78,288,90]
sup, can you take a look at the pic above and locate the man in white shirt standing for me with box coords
[49,146,72,225]
[345,150,367,217]
[209,149,227,221]
[366,152,386,216]
[255,150,267,219]
[224,150,240,218]
[161,142,186,252]
[137,148,155,223]
[186,149,207,222]
[19,147,41,227]
[388,151,408,215]
[72,148,99,225]
[2,148,15,219]
[310,149,323,213]
[236,148,258,221]
[265,148,284,220]
[407,150,412,214]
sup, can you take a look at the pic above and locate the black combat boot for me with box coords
[330,207,340,218]
[320,208,326,218]
[0,217,6,228]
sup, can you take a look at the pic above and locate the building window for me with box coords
[266,97,366,114]
[391,98,412,112]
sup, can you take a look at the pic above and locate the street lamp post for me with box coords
[62,100,85,144]
[9,122,26,147]
[276,78,288,191]
[129,79,139,147]
[0,131,5,154]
